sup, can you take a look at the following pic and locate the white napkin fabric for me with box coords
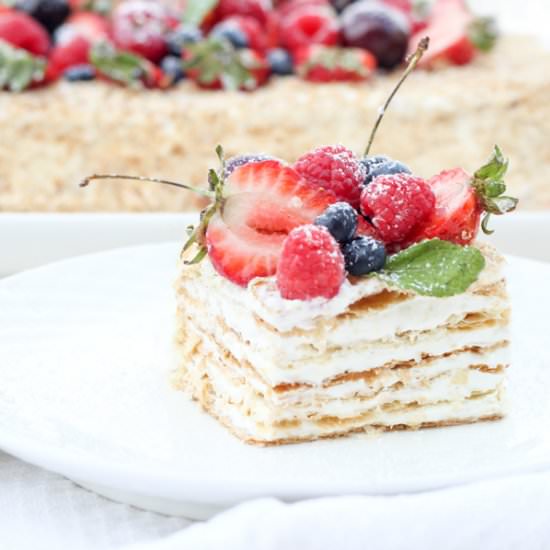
[124,471,550,550]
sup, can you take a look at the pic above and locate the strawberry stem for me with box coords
[80,174,214,199]
[364,37,429,157]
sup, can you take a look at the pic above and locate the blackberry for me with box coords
[16,0,70,33]
[342,236,386,276]
[314,202,358,243]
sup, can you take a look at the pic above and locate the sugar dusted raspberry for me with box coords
[276,224,345,300]
[360,173,435,244]
[294,145,366,209]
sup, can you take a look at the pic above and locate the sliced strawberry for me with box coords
[408,168,479,245]
[410,0,475,68]
[206,160,336,286]
[48,35,91,78]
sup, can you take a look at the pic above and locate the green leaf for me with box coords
[468,16,498,52]
[183,0,219,26]
[90,42,148,87]
[474,145,508,181]
[378,239,486,297]
[484,195,519,215]
[0,40,45,92]
[184,246,208,265]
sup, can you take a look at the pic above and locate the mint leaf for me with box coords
[183,0,219,26]
[468,16,498,52]
[378,239,486,297]
[90,42,148,87]
[0,40,45,92]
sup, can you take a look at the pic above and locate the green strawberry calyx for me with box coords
[470,145,518,234]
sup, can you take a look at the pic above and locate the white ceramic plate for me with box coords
[1,244,550,519]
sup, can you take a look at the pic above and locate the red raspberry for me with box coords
[356,215,382,240]
[360,173,435,244]
[279,3,340,52]
[277,225,345,300]
[294,145,366,209]
[0,11,50,56]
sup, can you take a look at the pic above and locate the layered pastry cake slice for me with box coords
[174,240,509,444]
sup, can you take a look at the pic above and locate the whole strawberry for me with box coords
[360,173,435,244]
[276,224,345,300]
[112,0,170,63]
[294,145,366,208]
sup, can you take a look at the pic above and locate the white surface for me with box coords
[1,243,550,519]
[2,211,550,276]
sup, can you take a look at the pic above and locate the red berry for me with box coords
[294,145,366,209]
[410,0,476,68]
[360,173,435,244]
[276,0,331,19]
[206,160,336,286]
[279,3,340,52]
[276,224,345,300]
[214,0,271,27]
[48,36,90,78]
[295,44,376,82]
[407,168,479,245]
[112,0,170,63]
[356,215,382,240]
[0,11,50,56]
[55,12,110,45]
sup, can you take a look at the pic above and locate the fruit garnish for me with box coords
[0,9,50,56]
[184,36,269,90]
[16,0,70,34]
[342,235,386,276]
[210,15,267,52]
[54,11,110,46]
[111,0,170,63]
[0,39,46,91]
[295,44,376,82]
[278,2,340,53]
[314,201,358,243]
[224,153,277,177]
[294,144,366,208]
[267,47,294,75]
[213,0,271,28]
[276,224,345,300]
[361,155,411,185]
[409,146,517,245]
[360,172,435,244]
[340,0,410,69]
[48,35,90,79]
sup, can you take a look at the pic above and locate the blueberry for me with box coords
[314,202,358,243]
[361,155,411,185]
[16,0,70,33]
[342,236,386,276]
[225,154,276,177]
[267,48,294,76]
[211,23,248,49]
[160,55,185,84]
[341,0,410,69]
[63,64,96,82]
[165,25,203,57]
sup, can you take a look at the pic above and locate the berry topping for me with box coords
[360,173,435,244]
[206,160,336,286]
[314,201,358,243]
[160,55,185,85]
[267,47,294,75]
[295,44,376,82]
[408,147,517,245]
[0,10,50,56]
[15,0,70,34]
[213,0,271,28]
[112,0,170,63]
[63,63,95,81]
[279,3,340,53]
[355,214,382,239]
[294,145,366,208]
[361,154,411,185]
[48,35,90,78]
[276,224,345,300]
[342,235,386,276]
[54,12,110,46]
[224,153,277,177]
[0,39,46,91]
[341,0,410,69]
[211,21,249,49]
[165,24,203,57]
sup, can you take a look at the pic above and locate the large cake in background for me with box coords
[0,0,548,212]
